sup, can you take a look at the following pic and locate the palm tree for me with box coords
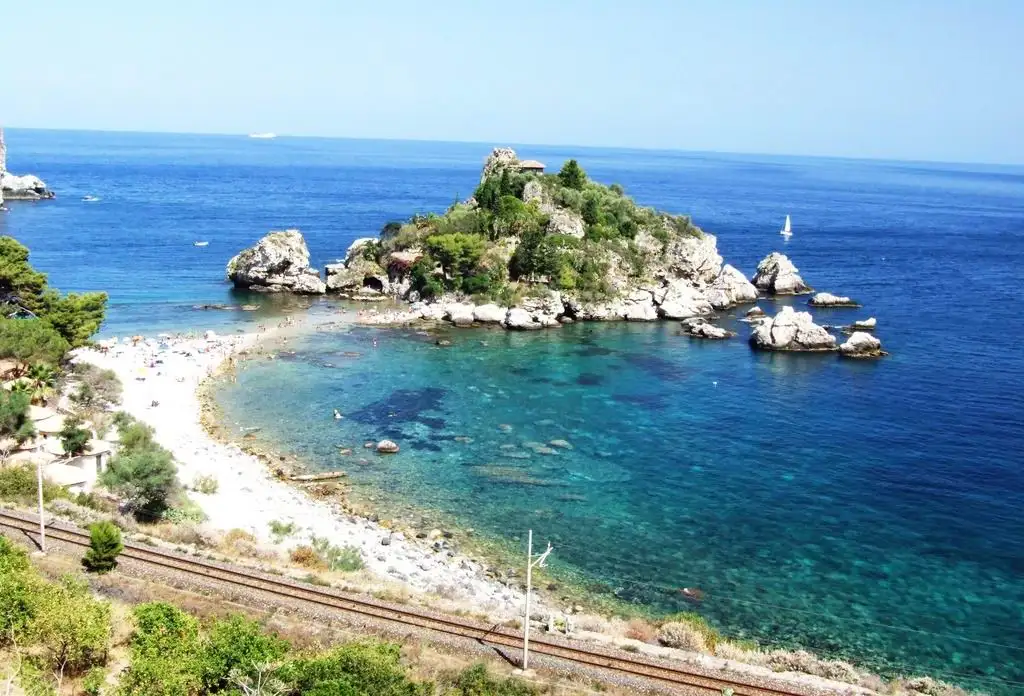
[25,363,56,405]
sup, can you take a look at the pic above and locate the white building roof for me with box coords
[34,414,66,434]
[43,462,90,486]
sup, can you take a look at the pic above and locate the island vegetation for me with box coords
[345,149,708,308]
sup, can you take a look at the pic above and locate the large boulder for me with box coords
[809,292,861,308]
[749,306,837,351]
[752,253,811,295]
[545,208,586,238]
[504,307,543,330]
[473,304,507,323]
[623,290,658,321]
[839,331,887,358]
[1,173,54,200]
[656,282,713,320]
[706,264,759,309]
[635,225,723,286]
[227,229,326,294]
[445,304,476,327]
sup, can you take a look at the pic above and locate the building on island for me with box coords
[517,159,545,174]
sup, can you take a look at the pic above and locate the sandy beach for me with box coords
[73,317,529,619]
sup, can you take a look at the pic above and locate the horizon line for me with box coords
[4,124,1022,170]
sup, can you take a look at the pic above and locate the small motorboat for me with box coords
[82,195,101,202]
[193,241,209,247]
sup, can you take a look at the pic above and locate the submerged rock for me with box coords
[752,253,812,295]
[227,230,326,294]
[749,306,837,351]
[376,440,400,453]
[706,264,759,309]
[809,292,861,308]
[839,331,887,358]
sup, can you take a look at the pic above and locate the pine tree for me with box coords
[82,521,123,573]
[558,159,587,190]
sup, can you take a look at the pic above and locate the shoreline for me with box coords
[73,315,532,620]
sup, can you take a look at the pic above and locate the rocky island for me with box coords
[0,127,54,201]
[226,229,327,294]
[326,148,759,329]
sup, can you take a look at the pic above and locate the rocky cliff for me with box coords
[0,127,54,201]
[226,230,326,294]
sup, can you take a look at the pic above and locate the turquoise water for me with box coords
[6,130,1023,692]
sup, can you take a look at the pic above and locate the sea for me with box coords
[4,129,1023,693]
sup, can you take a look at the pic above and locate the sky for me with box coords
[3,0,1022,164]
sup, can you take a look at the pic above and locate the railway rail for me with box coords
[0,509,823,696]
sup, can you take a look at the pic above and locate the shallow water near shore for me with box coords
[7,130,1024,692]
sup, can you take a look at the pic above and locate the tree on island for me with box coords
[0,390,35,446]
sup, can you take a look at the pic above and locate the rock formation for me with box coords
[752,253,811,295]
[809,292,861,308]
[0,127,54,201]
[226,229,326,294]
[749,306,837,351]
[324,238,398,298]
[839,331,887,358]
[850,317,877,330]
[706,264,759,309]
[681,318,735,340]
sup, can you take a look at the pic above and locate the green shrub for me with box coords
[83,521,124,574]
[268,519,298,542]
[82,667,106,696]
[191,474,219,495]
[199,615,289,693]
[448,663,538,695]
[28,575,112,677]
[409,257,444,300]
[101,447,178,521]
[118,603,203,696]
[424,233,487,291]
[310,536,365,572]
[0,464,68,505]
[277,641,428,696]
[0,318,70,368]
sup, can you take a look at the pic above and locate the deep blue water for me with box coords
[6,130,1024,692]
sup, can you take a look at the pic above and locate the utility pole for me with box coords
[36,459,46,553]
[522,529,553,672]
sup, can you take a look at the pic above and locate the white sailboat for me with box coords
[780,215,792,238]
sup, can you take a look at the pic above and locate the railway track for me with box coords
[0,509,820,696]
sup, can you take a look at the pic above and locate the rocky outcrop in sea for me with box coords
[226,229,326,294]
[0,127,54,201]
[809,292,861,308]
[839,331,887,358]
[681,317,735,340]
[706,264,759,309]
[752,252,811,295]
[749,306,837,352]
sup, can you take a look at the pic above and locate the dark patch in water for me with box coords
[509,366,532,377]
[347,388,448,431]
[622,353,688,382]
[576,373,604,386]
[573,345,616,358]
[611,392,670,410]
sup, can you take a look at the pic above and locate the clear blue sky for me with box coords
[4,0,1022,163]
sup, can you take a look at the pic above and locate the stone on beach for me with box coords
[749,306,837,351]
[752,252,812,295]
[227,229,326,294]
[473,304,507,323]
